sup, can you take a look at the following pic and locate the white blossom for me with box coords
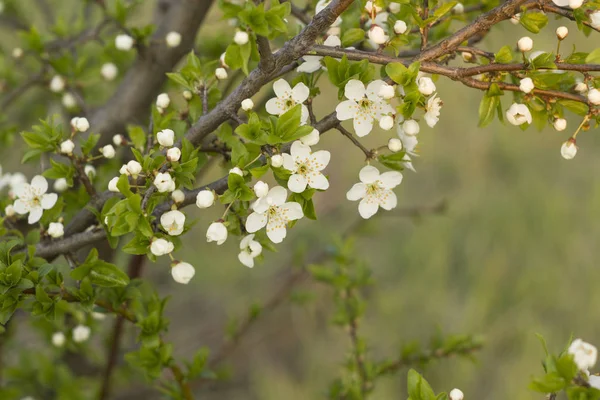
[510,13,521,25]
[424,94,442,128]
[154,172,175,193]
[108,177,119,192]
[245,186,303,243]
[5,204,15,217]
[379,115,394,130]
[49,75,65,93]
[171,262,195,284]
[157,129,174,147]
[254,181,269,198]
[449,388,464,400]
[517,36,533,52]
[453,3,464,13]
[54,178,68,192]
[568,339,597,370]
[561,139,577,160]
[113,134,124,146]
[417,77,436,96]
[378,83,396,100]
[397,117,418,156]
[166,31,182,48]
[591,11,600,29]
[505,103,532,126]
[156,93,171,110]
[60,140,75,155]
[101,63,118,81]
[241,98,254,111]
[100,145,115,159]
[229,167,243,176]
[346,165,403,219]
[13,176,58,224]
[215,67,228,80]
[388,138,403,152]
[271,154,284,168]
[588,88,600,105]
[590,375,600,390]
[12,47,23,59]
[161,210,185,236]
[62,93,76,109]
[574,81,588,93]
[553,118,567,131]
[568,0,583,8]
[283,141,330,193]
[115,34,134,51]
[48,222,64,238]
[72,325,91,343]
[150,238,174,256]
[368,25,388,45]
[234,30,249,45]
[519,77,534,94]
[206,222,228,245]
[300,128,320,146]
[394,20,407,34]
[196,190,215,208]
[265,79,310,124]
[556,26,568,40]
[336,79,395,137]
[123,160,142,176]
[364,1,382,13]
[52,332,66,347]
[297,35,341,73]
[84,165,96,178]
[167,147,181,162]
[403,119,420,136]
[172,189,185,203]
[238,234,263,268]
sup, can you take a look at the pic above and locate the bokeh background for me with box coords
[3,1,600,399]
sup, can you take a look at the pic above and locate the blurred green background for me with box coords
[3,1,600,399]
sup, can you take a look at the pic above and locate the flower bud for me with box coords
[215,67,228,80]
[449,388,464,400]
[161,210,185,236]
[389,2,401,13]
[462,52,473,62]
[402,119,420,136]
[183,90,192,100]
[234,30,249,45]
[167,147,181,162]
[12,47,23,59]
[569,0,583,8]
[394,20,407,34]
[156,93,171,109]
[379,115,394,130]
[72,325,91,343]
[49,75,65,92]
[568,338,597,370]
[172,189,185,204]
[171,262,195,284]
[561,139,577,160]
[207,222,228,245]
[60,140,75,155]
[113,134,124,146]
[108,177,120,192]
[52,332,66,347]
[115,34,134,51]
[101,63,118,81]
[5,204,15,217]
[556,26,568,40]
[241,98,254,111]
[126,160,142,176]
[510,13,521,25]
[378,83,396,99]
[100,144,116,159]
[388,138,403,152]
[150,238,174,256]
[220,52,229,68]
[364,1,382,13]
[229,167,243,176]
[417,76,436,96]
[73,117,89,132]
[588,88,600,105]
[368,25,388,45]
[271,154,284,168]
[254,181,269,197]
[300,128,320,146]
[553,118,567,131]
[154,172,175,193]
[519,77,534,94]
[48,222,64,238]
[157,129,175,147]
[165,31,182,48]
[54,178,68,192]
[62,93,76,109]
[196,190,215,208]
[453,3,464,13]
[517,36,533,52]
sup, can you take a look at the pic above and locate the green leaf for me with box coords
[81,134,100,156]
[407,369,436,400]
[341,28,365,47]
[586,48,600,64]
[494,45,513,64]
[529,372,566,393]
[519,12,548,33]
[386,62,409,85]
[478,94,499,127]
[128,125,147,151]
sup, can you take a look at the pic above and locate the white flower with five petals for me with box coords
[265,79,310,124]
[424,93,442,128]
[161,210,185,236]
[506,103,532,126]
[336,79,395,137]
[13,176,58,224]
[297,35,341,73]
[245,186,303,243]
[238,234,263,268]
[346,166,403,219]
[283,141,330,193]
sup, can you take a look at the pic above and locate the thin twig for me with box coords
[337,125,374,160]
[420,0,429,51]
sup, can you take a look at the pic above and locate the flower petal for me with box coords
[266,223,287,243]
[41,193,58,209]
[291,140,311,160]
[359,165,380,184]
[288,174,308,193]
[297,57,322,73]
[252,197,269,213]
[379,171,403,189]
[240,234,254,249]
[309,173,329,190]
[249,241,262,256]
[238,251,255,268]
[13,199,29,214]
[301,105,310,125]
[282,202,304,220]
[353,114,374,137]
[379,190,397,211]
[31,175,48,194]
[28,207,43,224]
[324,35,341,47]
[344,79,366,101]
[366,80,385,101]
[292,82,310,103]
[346,183,366,201]
[358,198,379,219]
[310,150,330,170]
[12,183,30,199]
[266,98,285,116]
[336,100,358,121]
[246,212,267,233]
[282,154,296,172]
[268,186,288,206]
[273,79,292,98]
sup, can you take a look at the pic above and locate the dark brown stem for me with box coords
[337,125,374,160]
[420,0,429,51]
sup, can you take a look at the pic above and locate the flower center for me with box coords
[285,99,296,109]
[359,99,372,110]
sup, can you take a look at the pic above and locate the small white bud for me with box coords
[157,128,175,147]
[517,36,533,52]
[49,75,65,93]
[167,147,181,162]
[165,31,182,48]
[510,13,521,25]
[561,139,577,160]
[156,93,171,109]
[126,160,142,176]
[569,0,584,8]
[196,190,215,208]
[588,88,600,105]
[215,67,228,80]
[556,26,568,40]
[417,76,436,96]
[519,77,534,94]
[101,63,118,81]
[394,20,407,34]
[462,52,473,62]
[172,189,185,204]
[271,154,284,167]
[48,222,64,238]
[254,181,269,198]
[12,47,23,59]
[52,332,66,347]
[154,172,175,193]
[388,138,403,152]
[379,115,394,130]
[72,325,91,343]
[568,338,597,370]
[108,177,120,192]
[389,2,401,13]
[378,83,396,99]
[4,204,15,217]
[100,145,116,159]
[206,222,228,245]
[113,134,124,146]
[449,388,464,400]
[75,117,89,132]
[150,238,174,256]
[574,81,588,93]
[84,165,96,178]
[171,262,195,284]
[115,34,134,51]
[553,118,567,131]
[229,167,243,176]
[402,119,420,136]
[241,98,254,111]
[183,90,193,100]
[53,178,68,192]
[62,93,77,109]
[300,128,320,146]
[92,312,106,320]
[234,30,249,45]
[60,140,75,155]
[368,25,388,45]
[453,3,464,13]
